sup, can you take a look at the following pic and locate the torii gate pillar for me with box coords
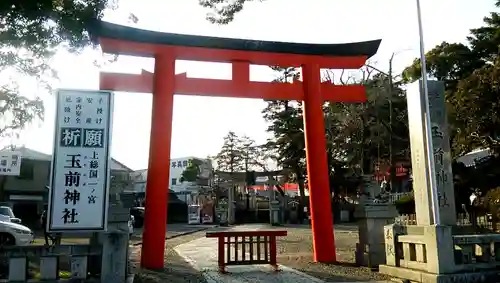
[302,63,335,261]
[140,54,176,268]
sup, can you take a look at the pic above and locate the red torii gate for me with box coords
[89,21,380,269]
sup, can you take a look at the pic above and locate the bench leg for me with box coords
[218,236,226,273]
[270,236,278,272]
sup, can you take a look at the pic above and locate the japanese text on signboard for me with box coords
[0,151,21,176]
[49,90,112,231]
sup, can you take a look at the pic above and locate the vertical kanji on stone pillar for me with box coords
[302,63,336,262]
[141,53,176,269]
[407,80,457,226]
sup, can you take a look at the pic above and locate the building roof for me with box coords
[1,146,51,161]
[0,146,132,171]
[456,148,492,167]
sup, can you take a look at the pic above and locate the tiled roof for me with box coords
[0,146,131,170]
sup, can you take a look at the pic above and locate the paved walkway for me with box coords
[174,224,388,283]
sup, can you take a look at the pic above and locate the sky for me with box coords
[8,0,496,170]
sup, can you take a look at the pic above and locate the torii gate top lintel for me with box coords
[89,21,381,69]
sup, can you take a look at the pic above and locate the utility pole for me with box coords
[366,56,396,192]
[388,54,396,193]
[416,0,440,224]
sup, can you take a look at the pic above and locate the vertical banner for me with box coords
[48,89,114,232]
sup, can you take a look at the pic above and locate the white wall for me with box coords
[131,156,210,194]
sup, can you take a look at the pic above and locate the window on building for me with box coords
[18,160,34,180]
[171,178,177,185]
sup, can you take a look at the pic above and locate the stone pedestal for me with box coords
[269,200,281,225]
[355,203,398,268]
[216,199,228,226]
[100,206,131,283]
[380,224,500,283]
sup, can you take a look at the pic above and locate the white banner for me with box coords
[0,151,21,176]
[48,89,114,232]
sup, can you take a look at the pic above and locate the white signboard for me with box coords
[0,151,21,176]
[48,89,114,232]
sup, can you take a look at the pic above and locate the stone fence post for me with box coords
[355,203,398,268]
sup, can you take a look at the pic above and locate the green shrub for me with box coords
[394,194,415,214]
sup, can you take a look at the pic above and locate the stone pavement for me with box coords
[174,224,389,283]
[131,223,216,244]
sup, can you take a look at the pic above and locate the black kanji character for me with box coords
[64,154,82,168]
[89,170,98,178]
[64,171,81,187]
[62,208,79,224]
[88,189,97,204]
[89,160,99,169]
[63,189,80,205]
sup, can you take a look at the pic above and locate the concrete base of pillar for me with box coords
[380,264,499,283]
[355,203,398,268]
[381,224,500,283]
[355,242,387,268]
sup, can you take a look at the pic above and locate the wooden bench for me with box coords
[206,230,287,273]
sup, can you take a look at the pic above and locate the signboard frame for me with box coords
[0,151,22,176]
[47,89,114,233]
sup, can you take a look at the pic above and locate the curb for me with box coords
[132,226,217,246]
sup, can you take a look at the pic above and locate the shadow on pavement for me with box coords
[131,240,207,283]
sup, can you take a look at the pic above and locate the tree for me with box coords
[0,1,135,141]
[198,0,264,24]
[261,67,307,200]
[180,158,204,183]
[239,135,258,171]
[263,64,409,199]
[215,131,245,173]
[450,59,500,153]
[402,1,500,156]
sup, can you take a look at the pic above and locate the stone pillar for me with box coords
[269,200,281,225]
[355,203,398,267]
[227,186,235,225]
[216,199,228,226]
[406,80,456,225]
[100,206,131,283]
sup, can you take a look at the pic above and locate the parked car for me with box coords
[0,219,34,246]
[130,207,144,228]
[0,206,22,224]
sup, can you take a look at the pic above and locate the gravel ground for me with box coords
[276,226,391,282]
[129,224,390,283]
[130,232,207,283]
